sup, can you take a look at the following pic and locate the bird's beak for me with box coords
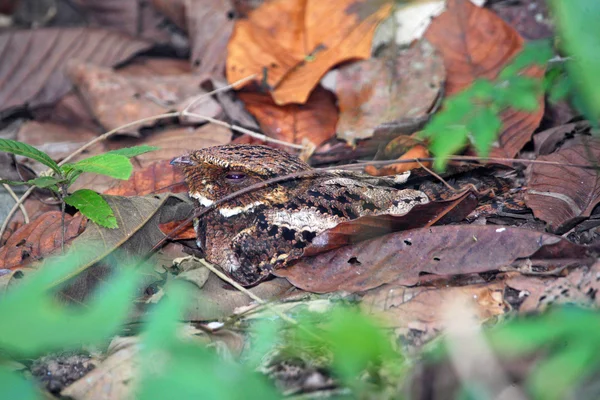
[170,155,195,166]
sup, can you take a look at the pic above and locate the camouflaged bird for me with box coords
[172,144,429,286]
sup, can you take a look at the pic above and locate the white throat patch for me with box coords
[190,192,214,207]
[219,201,263,218]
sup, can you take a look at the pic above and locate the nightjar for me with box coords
[172,144,429,286]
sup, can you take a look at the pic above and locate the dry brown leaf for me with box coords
[185,273,294,321]
[526,135,600,232]
[0,212,87,270]
[333,39,444,143]
[361,282,505,333]
[425,0,544,158]
[118,57,192,76]
[72,0,172,43]
[104,160,187,197]
[31,92,99,131]
[227,0,393,105]
[276,225,591,293]
[0,28,151,112]
[491,0,553,41]
[238,86,338,146]
[151,0,186,29]
[506,261,600,313]
[67,63,222,135]
[186,0,234,77]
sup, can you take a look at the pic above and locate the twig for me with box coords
[416,160,456,192]
[2,183,29,225]
[198,258,325,342]
[198,258,297,326]
[182,110,305,150]
[0,186,34,240]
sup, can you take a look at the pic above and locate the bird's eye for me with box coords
[225,171,247,181]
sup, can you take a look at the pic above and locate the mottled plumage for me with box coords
[172,144,429,286]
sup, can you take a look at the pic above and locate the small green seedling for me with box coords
[0,140,157,229]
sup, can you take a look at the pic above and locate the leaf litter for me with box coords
[0,0,598,397]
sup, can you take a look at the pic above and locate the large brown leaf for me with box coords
[67,63,222,135]
[275,225,591,293]
[424,0,544,158]
[333,39,444,144]
[526,135,600,232]
[186,0,234,77]
[226,0,392,105]
[71,0,171,43]
[0,28,151,112]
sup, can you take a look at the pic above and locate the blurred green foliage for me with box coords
[551,0,600,124]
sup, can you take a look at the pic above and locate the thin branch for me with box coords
[0,186,34,240]
[198,258,326,343]
[416,160,457,192]
[2,183,29,224]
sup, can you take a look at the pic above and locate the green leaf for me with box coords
[27,176,63,188]
[139,282,280,400]
[63,154,133,180]
[529,342,597,400]
[0,367,41,400]
[548,73,573,104]
[106,145,159,158]
[551,0,600,121]
[468,108,502,157]
[430,125,470,170]
[0,251,142,356]
[0,139,61,174]
[64,189,118,228]
[0,179,28,186]
[0,176,62,189]
[499,40,552,80]
[504,76,541,111]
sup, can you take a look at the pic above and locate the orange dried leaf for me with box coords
[226,0,393,105]
[0,212,87,270]
[238,86,338,146]
[364,145,430,176]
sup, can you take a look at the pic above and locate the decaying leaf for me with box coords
[425,0,544,158]
[526,135,600,232]
[226,0,393,105]
[0,28,151,112]
[506,261,600,313]
[361,281,506,338]
[238,86,338,146]
[333,39,444,143]
[186,0,234,77]
[0,212,87,270]
[67,63,222,136]
[184,273,294,321]
[276,225,591,293]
